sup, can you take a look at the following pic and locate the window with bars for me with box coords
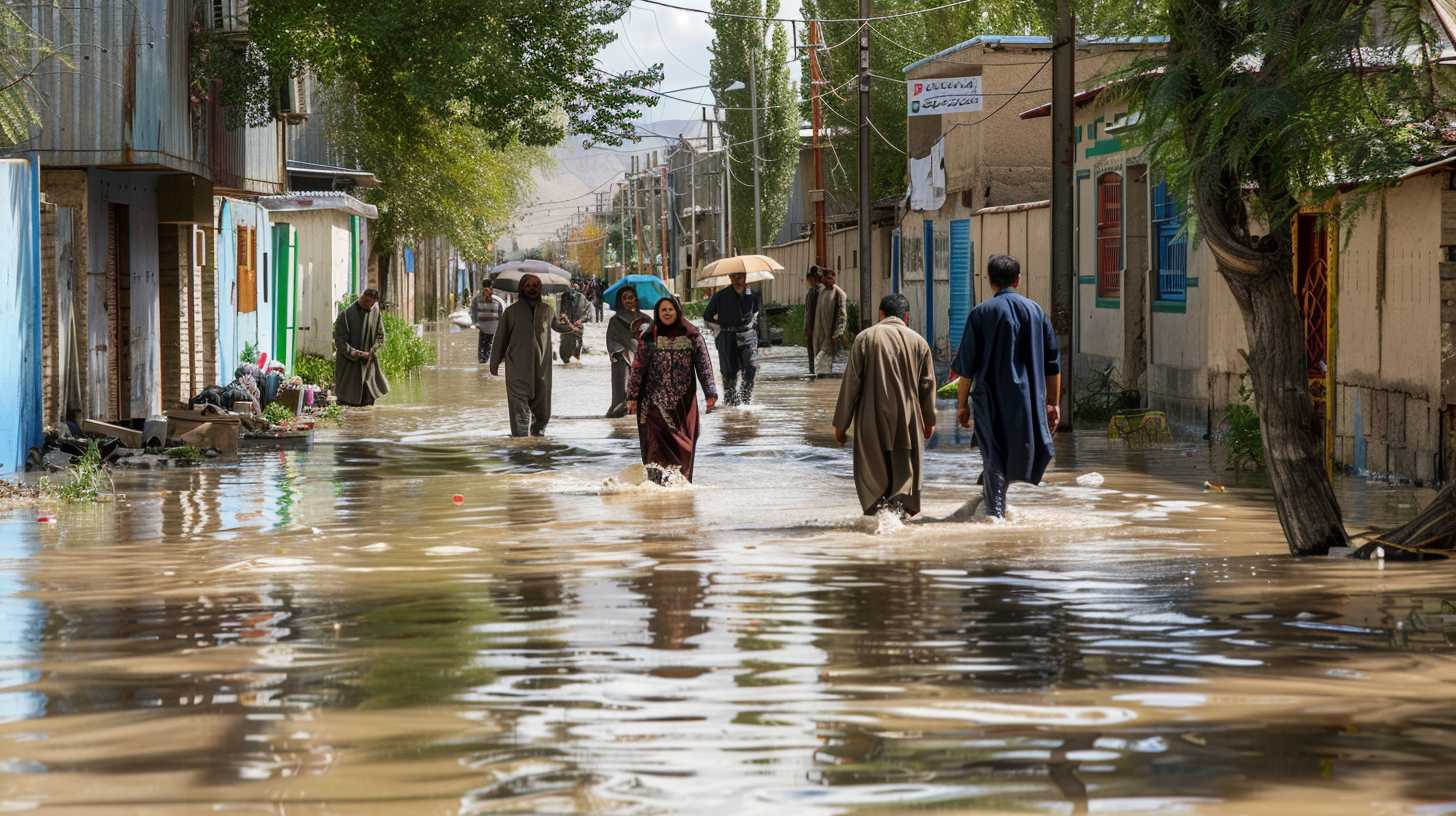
[1152,181,1187,302]
[1096,172,1122,300]
[237,226,257,313]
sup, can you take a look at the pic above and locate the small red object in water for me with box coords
[35,516,54,524]
[451,494,464,505]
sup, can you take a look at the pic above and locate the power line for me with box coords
[634,0,988,24]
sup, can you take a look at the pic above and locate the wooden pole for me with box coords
[809,19,827,268]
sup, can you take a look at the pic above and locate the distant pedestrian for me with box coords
[606,288,650,417]
[470,283,506,364]
[557,285,588,363]
[804,265,822,375]
[333,288,391,407]
[703,272,762,405]
[490,274,574,436]
[592,281,606,322]
[951,254,1061,518]
[626,297,718,483]
[813,268,848,376]
[832,293,937,517]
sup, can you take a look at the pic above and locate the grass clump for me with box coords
[262,402,295,428]
[378,312,435,381]
[295,353,334,388]
[164,445,204,464]
[311,403,344,424]
[1220,385,1264,471]
[39,441,111,503]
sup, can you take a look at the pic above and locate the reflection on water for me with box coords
[1,323,1454,813]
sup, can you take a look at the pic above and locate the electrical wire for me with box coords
[634,0,990,24]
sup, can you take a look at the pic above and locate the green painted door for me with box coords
[273,223,297,372]
[349,215,361,296]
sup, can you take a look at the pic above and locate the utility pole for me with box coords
[619,182,628,280]
[809,19,828,269]
[690,144,698,291]
[659,163,670,281]
[723,130,733,256]
[857,1,872,327]
[749,49,763,255]
[632,157,646,276]
[1052,0,1075,427]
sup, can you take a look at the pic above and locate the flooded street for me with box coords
[3,322,1456,815]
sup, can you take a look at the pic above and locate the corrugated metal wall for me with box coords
[18,0,207,176]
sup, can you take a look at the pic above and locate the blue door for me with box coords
[948,219,972,354]
[0,157,43,474]
[890,229,901,293]
[216,202,237,383]
[923,219,935,346]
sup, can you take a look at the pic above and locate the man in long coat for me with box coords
[333,288,391,407]
[804,266,822,375]
[702,272,762,405]
[490,274,572,436]
[952,254,1061,518]
[557,284,588,363]
[832,293,937,517]
[813,268,849,376]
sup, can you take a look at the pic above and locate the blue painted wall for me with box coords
[0,158,44,473]
[216,202,238,382]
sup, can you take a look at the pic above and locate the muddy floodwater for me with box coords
[3,321,1456,815]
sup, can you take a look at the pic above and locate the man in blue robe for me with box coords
[951,255,1061,518]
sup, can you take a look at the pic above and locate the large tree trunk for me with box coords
[1217,256,1348,556]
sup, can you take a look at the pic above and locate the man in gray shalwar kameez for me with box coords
[490,274,572,436]
[333,288,391,407]
[814,268,849,376]
[832,293,937,517]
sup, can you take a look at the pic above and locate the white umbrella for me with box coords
[489,260,572,294]
[695,254,782,289]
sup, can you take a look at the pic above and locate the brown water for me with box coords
[2,322,1455,815]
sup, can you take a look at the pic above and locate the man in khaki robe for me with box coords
[813,268,849,376]
[490,274,572,436]
[832,293,937,517]
[333,288,391,407]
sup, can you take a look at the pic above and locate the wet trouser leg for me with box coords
[478,331,494,363]
[717,333,740,404]
[607,356,629,417]
[507,395,533,437]
[806,337,816,375]
[981,466,1009,518]
[737,333,759,404]
[529,390,550,436]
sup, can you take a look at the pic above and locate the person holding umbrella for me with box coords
[703,272,762,406]
[626,297,718,484]
[605,288,650,417]
[489,273,574,436]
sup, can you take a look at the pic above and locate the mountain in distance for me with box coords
[505,119,715,248]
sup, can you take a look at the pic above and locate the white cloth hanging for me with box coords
[909,137,946,212]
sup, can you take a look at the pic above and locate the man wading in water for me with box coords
[490,274,573,436]
[951,254,1061,518]
[333,288,390,407]
[703,272,762,406]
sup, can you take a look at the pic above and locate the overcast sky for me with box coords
[599,1,807,123]
[506,1,809,246]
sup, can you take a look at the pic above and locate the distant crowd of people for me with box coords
[338,255,1059,520]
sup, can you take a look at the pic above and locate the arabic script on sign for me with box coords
[907,76,984,116]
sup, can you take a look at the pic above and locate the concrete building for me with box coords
[259,193,378,359]
[1022,79,1454,485]
[898,35,1167,358]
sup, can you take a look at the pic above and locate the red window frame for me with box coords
[1096,172,1123,300]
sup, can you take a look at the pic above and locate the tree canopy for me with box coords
[237,0,662,148]
[710,0,800,252]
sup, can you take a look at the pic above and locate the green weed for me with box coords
[295,353,335,388]
[378,313,436,380]
[1221,385,1264,471]
[39,441,111,503]
[262,402,295,428]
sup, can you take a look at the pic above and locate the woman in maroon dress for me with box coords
[625,297,718,483]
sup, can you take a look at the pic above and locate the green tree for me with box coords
[1123,0,1449,555]
[0,5,68,147]
[329,86,547,263]
[802,0,1165,203]
[710,0,799,253]
[236,0,661,148]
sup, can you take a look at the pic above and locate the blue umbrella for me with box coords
[603,275,673,311]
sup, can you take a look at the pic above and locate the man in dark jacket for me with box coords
[703,272,762,405]
[804,266,822,376]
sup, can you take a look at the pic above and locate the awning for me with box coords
[286,160,381,188]
[258,190,378,219]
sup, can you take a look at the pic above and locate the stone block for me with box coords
[1387,392,1407,448]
